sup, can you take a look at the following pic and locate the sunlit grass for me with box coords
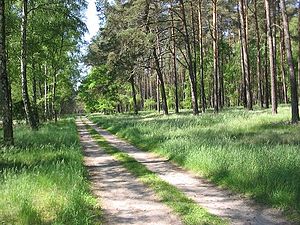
[90,106,300,221]
[0,119,102,225]
[86,125,226,225]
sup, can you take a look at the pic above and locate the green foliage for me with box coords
[0,119,102,224]
[90,106,300,221]
[144,98,156,110]
[79,65,121,113]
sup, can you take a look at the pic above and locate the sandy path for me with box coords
[76,119,183,225]
[84,118,293,225]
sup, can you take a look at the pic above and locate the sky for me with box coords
[84,0,100,43]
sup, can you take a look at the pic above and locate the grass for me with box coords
[89,106,300,221]
[0,119,102,225]
[86,124,226,225]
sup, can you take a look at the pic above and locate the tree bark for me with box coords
[212,0,219,113]
[264,14,270,108]
[280,0,299,123]
[32,61,39,125]
[171,10,179,114]
[179,0,199,115]
[239,0,252,110]
[0,0,13,145]
[279,28,288,104]
[21,0,38,129]
[265,0,277,114]
[198,0,206,112]
[298,2,300,103]
[130,74,138,115]
[254,0,263,108]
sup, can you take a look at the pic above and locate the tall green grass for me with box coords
[90,106,300,220]
[0,119,101,225]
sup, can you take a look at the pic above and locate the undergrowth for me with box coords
[0,119,101,225]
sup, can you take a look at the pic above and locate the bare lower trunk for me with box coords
[239,0,252,110]
[254,0,263,108]
[0,0,13,145]
[171,10,179,114]
[213,0,219,113]
[279,30,288,104]
[130,75,138,115]
[52,74,57,122]
[198,0,206,112]
[180,0,199,115]
[280,0,299,123]
[21,0,38,129]
[265,0,277,114]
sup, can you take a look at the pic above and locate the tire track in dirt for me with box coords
[76,118,183,225]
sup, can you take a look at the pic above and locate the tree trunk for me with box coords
[171,10,179,114]
[280,0,299,123]
[52,74,57,122]
[130,74,138,115]
[279,29,288,104]
[212,0,219,113]
[265,0,277,114]
[264,16,270,108]
[239,0,252,110]
[0,0,13,145]
[21,0,38,129]
[32,61,39,125]
[298,2,300,102]
[153,46,168,115]
[179,0,199,115]
[198,0,206,112]
[254,0,263,108]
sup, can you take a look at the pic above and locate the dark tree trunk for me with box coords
[239,0,252,110]
[198,0,206,112]
[130,75,138,115]
[52,74,57,122]
[171,10,179,114]
[264,16,270,108]
[279,29,288,104]
[298,2,300,103]
[32,61,39,125]
[280,0,299,123]
[179,0,199,115]
[254,0,263,108]
[21,0,38,129]
[212,0,219,113]
[265,0,277,114]
[153,46,168,115]
[239,28,247,108]
[0,0,13,145]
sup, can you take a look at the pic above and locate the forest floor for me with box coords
[79,116,294,225]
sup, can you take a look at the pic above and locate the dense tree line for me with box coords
[82,0,300,123]
[0,0,86,145]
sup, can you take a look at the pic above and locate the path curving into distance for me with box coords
[76,119,183,225]
[84,117,293,225]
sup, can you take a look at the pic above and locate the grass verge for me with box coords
[0,119,101,225]
[86,123,226,225]
[89,106,300,222]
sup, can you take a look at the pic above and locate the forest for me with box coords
[0,0,300,224]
